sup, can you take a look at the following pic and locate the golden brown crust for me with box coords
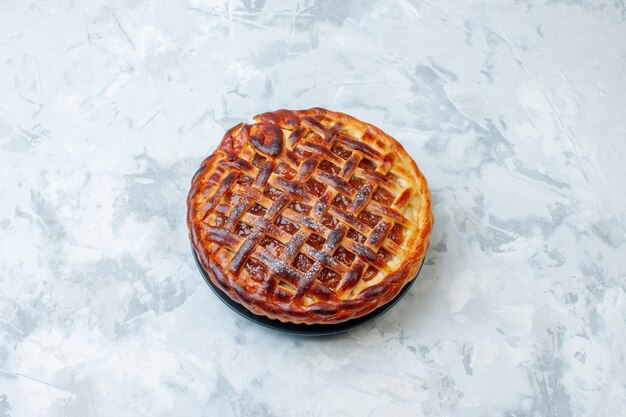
[187,108,433,324]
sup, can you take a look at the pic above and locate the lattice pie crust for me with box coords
[188,108,432,324]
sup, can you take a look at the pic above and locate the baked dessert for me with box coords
[187,108,432,324]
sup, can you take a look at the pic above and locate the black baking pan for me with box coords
[192,246,423,336]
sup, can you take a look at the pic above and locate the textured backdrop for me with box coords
[1,0,625,416]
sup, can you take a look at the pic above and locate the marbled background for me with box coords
[1,0,625,416]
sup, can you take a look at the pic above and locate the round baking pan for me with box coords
[192,246,423,336]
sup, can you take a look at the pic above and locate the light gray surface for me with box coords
[1,1,625,416]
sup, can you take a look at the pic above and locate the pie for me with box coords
[187,108,433,324]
